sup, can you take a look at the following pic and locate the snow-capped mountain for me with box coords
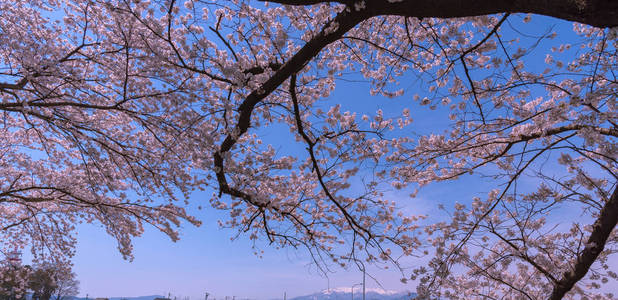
[290,287,416,300]
[65,295,165,300]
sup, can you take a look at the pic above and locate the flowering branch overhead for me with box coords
[1,0,616,299]
[262,0,618,28]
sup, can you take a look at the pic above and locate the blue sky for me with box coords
[68,73,508,299]
[43,13,618,300]
[2,1,617,298]
[70,78,433,300]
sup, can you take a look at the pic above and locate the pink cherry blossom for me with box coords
[1,0,616,299]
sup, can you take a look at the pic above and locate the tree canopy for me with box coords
[0,260,78,300]
[29,263,79,300]
[0,0,616,299]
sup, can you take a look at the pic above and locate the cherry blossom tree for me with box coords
[0,257,30,300]
[0,0,203,263]
[29,262,79,300]
[1,0,616,299]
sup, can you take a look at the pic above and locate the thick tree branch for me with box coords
[214,9,369,196]
[263,0,618,28]
[549,185,618,300]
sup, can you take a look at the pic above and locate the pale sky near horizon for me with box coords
[70,177,467,300]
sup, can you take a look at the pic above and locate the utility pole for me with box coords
[284,292,286,300]
[362,266,366,300]
[327,277,330,293]
[352,283,362,300]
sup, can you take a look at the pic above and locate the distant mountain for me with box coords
[290,287,416,300]
[61,288,418,300]
[67,295,165,300]
[109,296,166,300]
